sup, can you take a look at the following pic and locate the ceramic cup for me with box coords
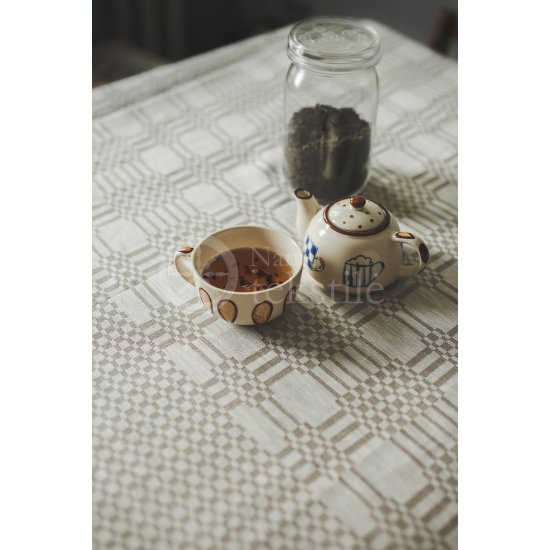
[174,225,303,325]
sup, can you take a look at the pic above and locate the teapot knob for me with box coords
[350,195,366,209]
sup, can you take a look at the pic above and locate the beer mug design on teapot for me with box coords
[343,255,384,288]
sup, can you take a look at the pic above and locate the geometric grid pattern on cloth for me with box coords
[93,20,457,550]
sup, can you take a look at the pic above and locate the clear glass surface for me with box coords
[284,17,381,203]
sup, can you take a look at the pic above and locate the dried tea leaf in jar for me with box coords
[284,17,381,203]
[286,104,371,203]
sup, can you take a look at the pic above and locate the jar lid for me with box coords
[324,195,390,236]
[287,17,381,73]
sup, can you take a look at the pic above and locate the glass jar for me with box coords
[284,17,381,203]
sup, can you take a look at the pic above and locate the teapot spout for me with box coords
[294,188,321,242]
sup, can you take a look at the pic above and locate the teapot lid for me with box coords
[324,195,390,236]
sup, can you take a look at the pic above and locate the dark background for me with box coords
[93,0,457,87]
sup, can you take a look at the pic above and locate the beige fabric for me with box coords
[93,21,457,549]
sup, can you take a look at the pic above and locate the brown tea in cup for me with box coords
[201,247,292,292]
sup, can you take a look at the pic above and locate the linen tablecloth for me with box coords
[93,21,457,549]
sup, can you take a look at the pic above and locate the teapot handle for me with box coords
[391,232,430,277]
[174,246,195,285]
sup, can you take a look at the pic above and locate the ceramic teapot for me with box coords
[294,188,429,293]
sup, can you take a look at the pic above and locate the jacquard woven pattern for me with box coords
[93,21,457,549]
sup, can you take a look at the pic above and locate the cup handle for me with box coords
[174,246,195,285]
[391,232,430,277]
